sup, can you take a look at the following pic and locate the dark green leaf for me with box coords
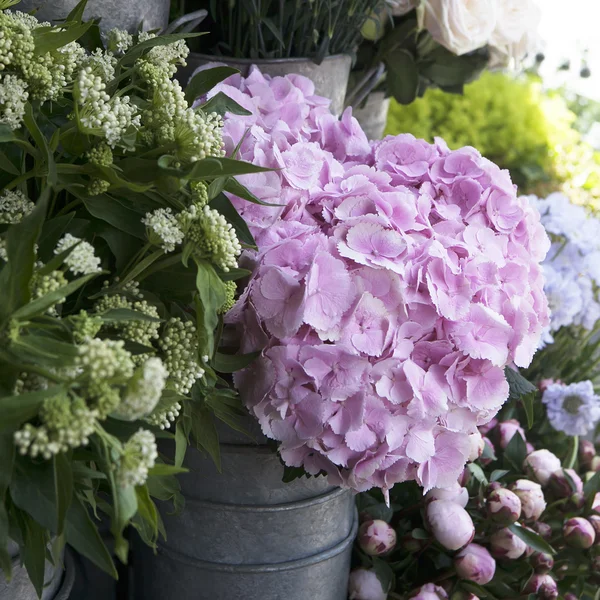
[194,259,227,358]
[134,485,158,546]
[189,404,221,471]
[505,367,537,401]
[0,433,14,579]
[38,213,76,256]
[11,272,100,321]
[23,103,56,187]
[199,91,252,117]
[503,430,528,472]
[21,513,46,598]
[66,0,88,22]
[215,266,252,282]
[100,308,162,323]
[490,469,510,482]
[148,464,188,477]
[185,66,239,105]
[468,462,488,486]
[386,49,419,105]
[32,22,93,55]
[84,196,146,239]
[53,453,73,536]
[207,176,227,201]
[65,496,117,577]
[372,557,394,593]
[0,150,19,175]
[175,421,187,468]
[212,351,259,373]
[584,471,600,499]
[223,177,283,207]
[411,528,429,540]
[210,192,256,248]
[188,157,270,180]
[522,391,535,429]
[0,125,18,143]
[460,582,490,598]
[0,387,64,433]
[508,523,556,555]
[111,484,137,563]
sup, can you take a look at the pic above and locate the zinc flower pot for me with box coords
[1,543,75,600]
[15,0,170,33]
[181,54,352,117]
[135,421,357,600]
[351,91,391,141]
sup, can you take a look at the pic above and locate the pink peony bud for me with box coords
[498,419,526,449]
[409,583,448,600]
[478,418,498,436]
[467,432,485,462]
[427,500,474,551]
[524,574,559,599]
[532,521,552,540]
[563,517,596,548]
[547,468,583,498]
[358,519,397,556]
[579,439,596,468]
[458,467,470,487]
[531,552,554,573]
[454,543,496,584]
[588,515,600,543]
[425,482,468,508]
[593,492,600,512]
[480,437,495,466]
[510,480,546,521]
[526,442,535,455]
[348,568,387,600]
[486,488,521,525]
[523,450,561,486]
[489,527,528,559]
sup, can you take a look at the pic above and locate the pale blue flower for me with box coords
[542,381,600,436]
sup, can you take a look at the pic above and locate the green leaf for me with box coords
[53,453,73,536]
[216,266,252,282]
[134,485,158,546]
[0,150,19,175]
[175,421,187,468]
[223,177,283,207]
[503,430,528,472]
[11,272,100,321]
[32,22,93,55]
[386,49,419,105]
[210,192,256,248]
[212,351,260,373]
[148,464,188,477]
[185,66,239,106]
[505,367,537,401]
[21,513,46,598]
[508,523,556,555]
[188,157,270,180]
[460,582,491,598]
[490,469,510,482]
[84,196,146,239]
[468,462,488,486]
[372,557,394,594]
[65,496,117,578]
[199,91,252,117]
[0,433,14,579]
[100,308,162,323]
[411,528,429,540]
[189,404,221,471]
[207,176,227,201]
[0,187,49,322]
[0,387,64,433]
[584,471,600,499]
[23,103,56,187]
[522,391,535,429]
[66,0,88,22]
[194,259,227,358]
[111,484,137,563]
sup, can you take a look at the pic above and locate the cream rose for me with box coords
[419,0,497,56]
[490,0,541,62]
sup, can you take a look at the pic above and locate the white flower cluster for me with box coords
[106,28,133,55]
[0,189,34,223]
[55,233,102,276]
[77,66,140,147]
[117,429,158,488]
[117,357,168,421]
[0,73,28,129]
[0,238,6,262]
[528,193,600,344]
[84,48,117,82]
[188,205,241,272]
[145,38,189,77]
[30,269,67,314]
[159,318,204,395]
[77,337,134,383]
[146,399,182,430]
[142,207,184,252]
[14,394,98,459]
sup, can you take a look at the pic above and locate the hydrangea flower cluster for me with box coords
[218,67,550,493]
[528,192,600,344]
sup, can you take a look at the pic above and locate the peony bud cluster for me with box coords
[486,487,521,525]
[510,480,546,521]
[426,500,474,551]
[454,543,496,585]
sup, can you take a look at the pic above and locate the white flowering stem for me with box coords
[565,435,579,470]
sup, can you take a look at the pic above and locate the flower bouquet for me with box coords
[0,1,264,595]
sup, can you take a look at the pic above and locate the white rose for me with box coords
[418,0,497,56]
[387,0,416,16]
[490,0,541,62]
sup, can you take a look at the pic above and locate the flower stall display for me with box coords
[0,2,264,596]
[215,66,551,498]
[347,0,541,139]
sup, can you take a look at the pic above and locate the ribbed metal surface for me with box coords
[181,53,352,117]
[352,92,391,141]
[16,0,170,33]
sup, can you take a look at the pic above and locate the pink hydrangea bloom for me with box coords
[215,67,550,494]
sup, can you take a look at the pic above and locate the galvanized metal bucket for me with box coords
[352,91,391,141]
[0,543,74,600]
[16,0,170,33]
[181,53,353,117]
[135,423,357,600]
